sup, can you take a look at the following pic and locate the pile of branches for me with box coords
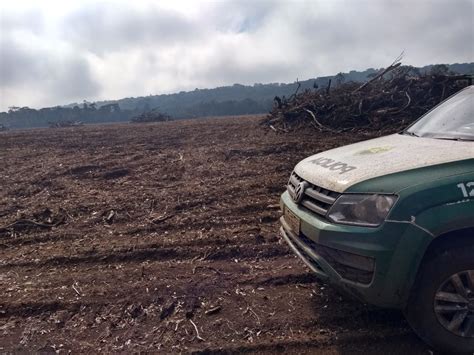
[131,108,171,123]
[48,120,83,128]
[262,62,472,134]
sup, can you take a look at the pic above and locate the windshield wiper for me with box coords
[402,131,419,137]
[432,136,474,142]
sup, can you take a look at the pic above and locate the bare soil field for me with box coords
[0,116,430,353]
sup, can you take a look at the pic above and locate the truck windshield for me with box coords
[404,86,474,141]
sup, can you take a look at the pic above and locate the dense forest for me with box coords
[1,63,473,129]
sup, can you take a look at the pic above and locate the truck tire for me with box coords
[405,245,474,353]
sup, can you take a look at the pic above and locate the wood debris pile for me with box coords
[262,64,472,133]
[48,120,83,128]
[131,108,171,123]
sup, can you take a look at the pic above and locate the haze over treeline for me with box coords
[2,0,473,115]
[1,63,473,129]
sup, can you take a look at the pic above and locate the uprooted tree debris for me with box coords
[131,108,171,123]
[48,120,83,128]
[262,63,472,134]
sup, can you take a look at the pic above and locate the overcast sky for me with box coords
[0,0,473,111]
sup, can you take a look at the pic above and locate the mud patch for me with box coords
[103,168,130,180]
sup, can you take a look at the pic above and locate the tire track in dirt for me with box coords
[0,242,290,269]
[0,227,266,249]
[191,331,426,354]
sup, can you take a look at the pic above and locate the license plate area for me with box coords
[284,207,300,234]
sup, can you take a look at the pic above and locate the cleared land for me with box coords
[0,116,430,353]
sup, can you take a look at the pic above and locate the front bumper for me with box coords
[280,217,375,285]
[279,191,433,308]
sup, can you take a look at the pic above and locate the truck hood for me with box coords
[294,134,474,193]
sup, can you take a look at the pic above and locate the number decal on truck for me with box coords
[457,182,474,197]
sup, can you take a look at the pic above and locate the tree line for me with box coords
[1,63,472,129]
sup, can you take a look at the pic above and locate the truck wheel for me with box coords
[405,246,474,353]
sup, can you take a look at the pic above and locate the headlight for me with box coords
[327,194,397,227]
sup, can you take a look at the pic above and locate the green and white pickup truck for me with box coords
[280,85,474,352]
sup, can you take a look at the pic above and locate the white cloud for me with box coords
[0,0,473,111]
